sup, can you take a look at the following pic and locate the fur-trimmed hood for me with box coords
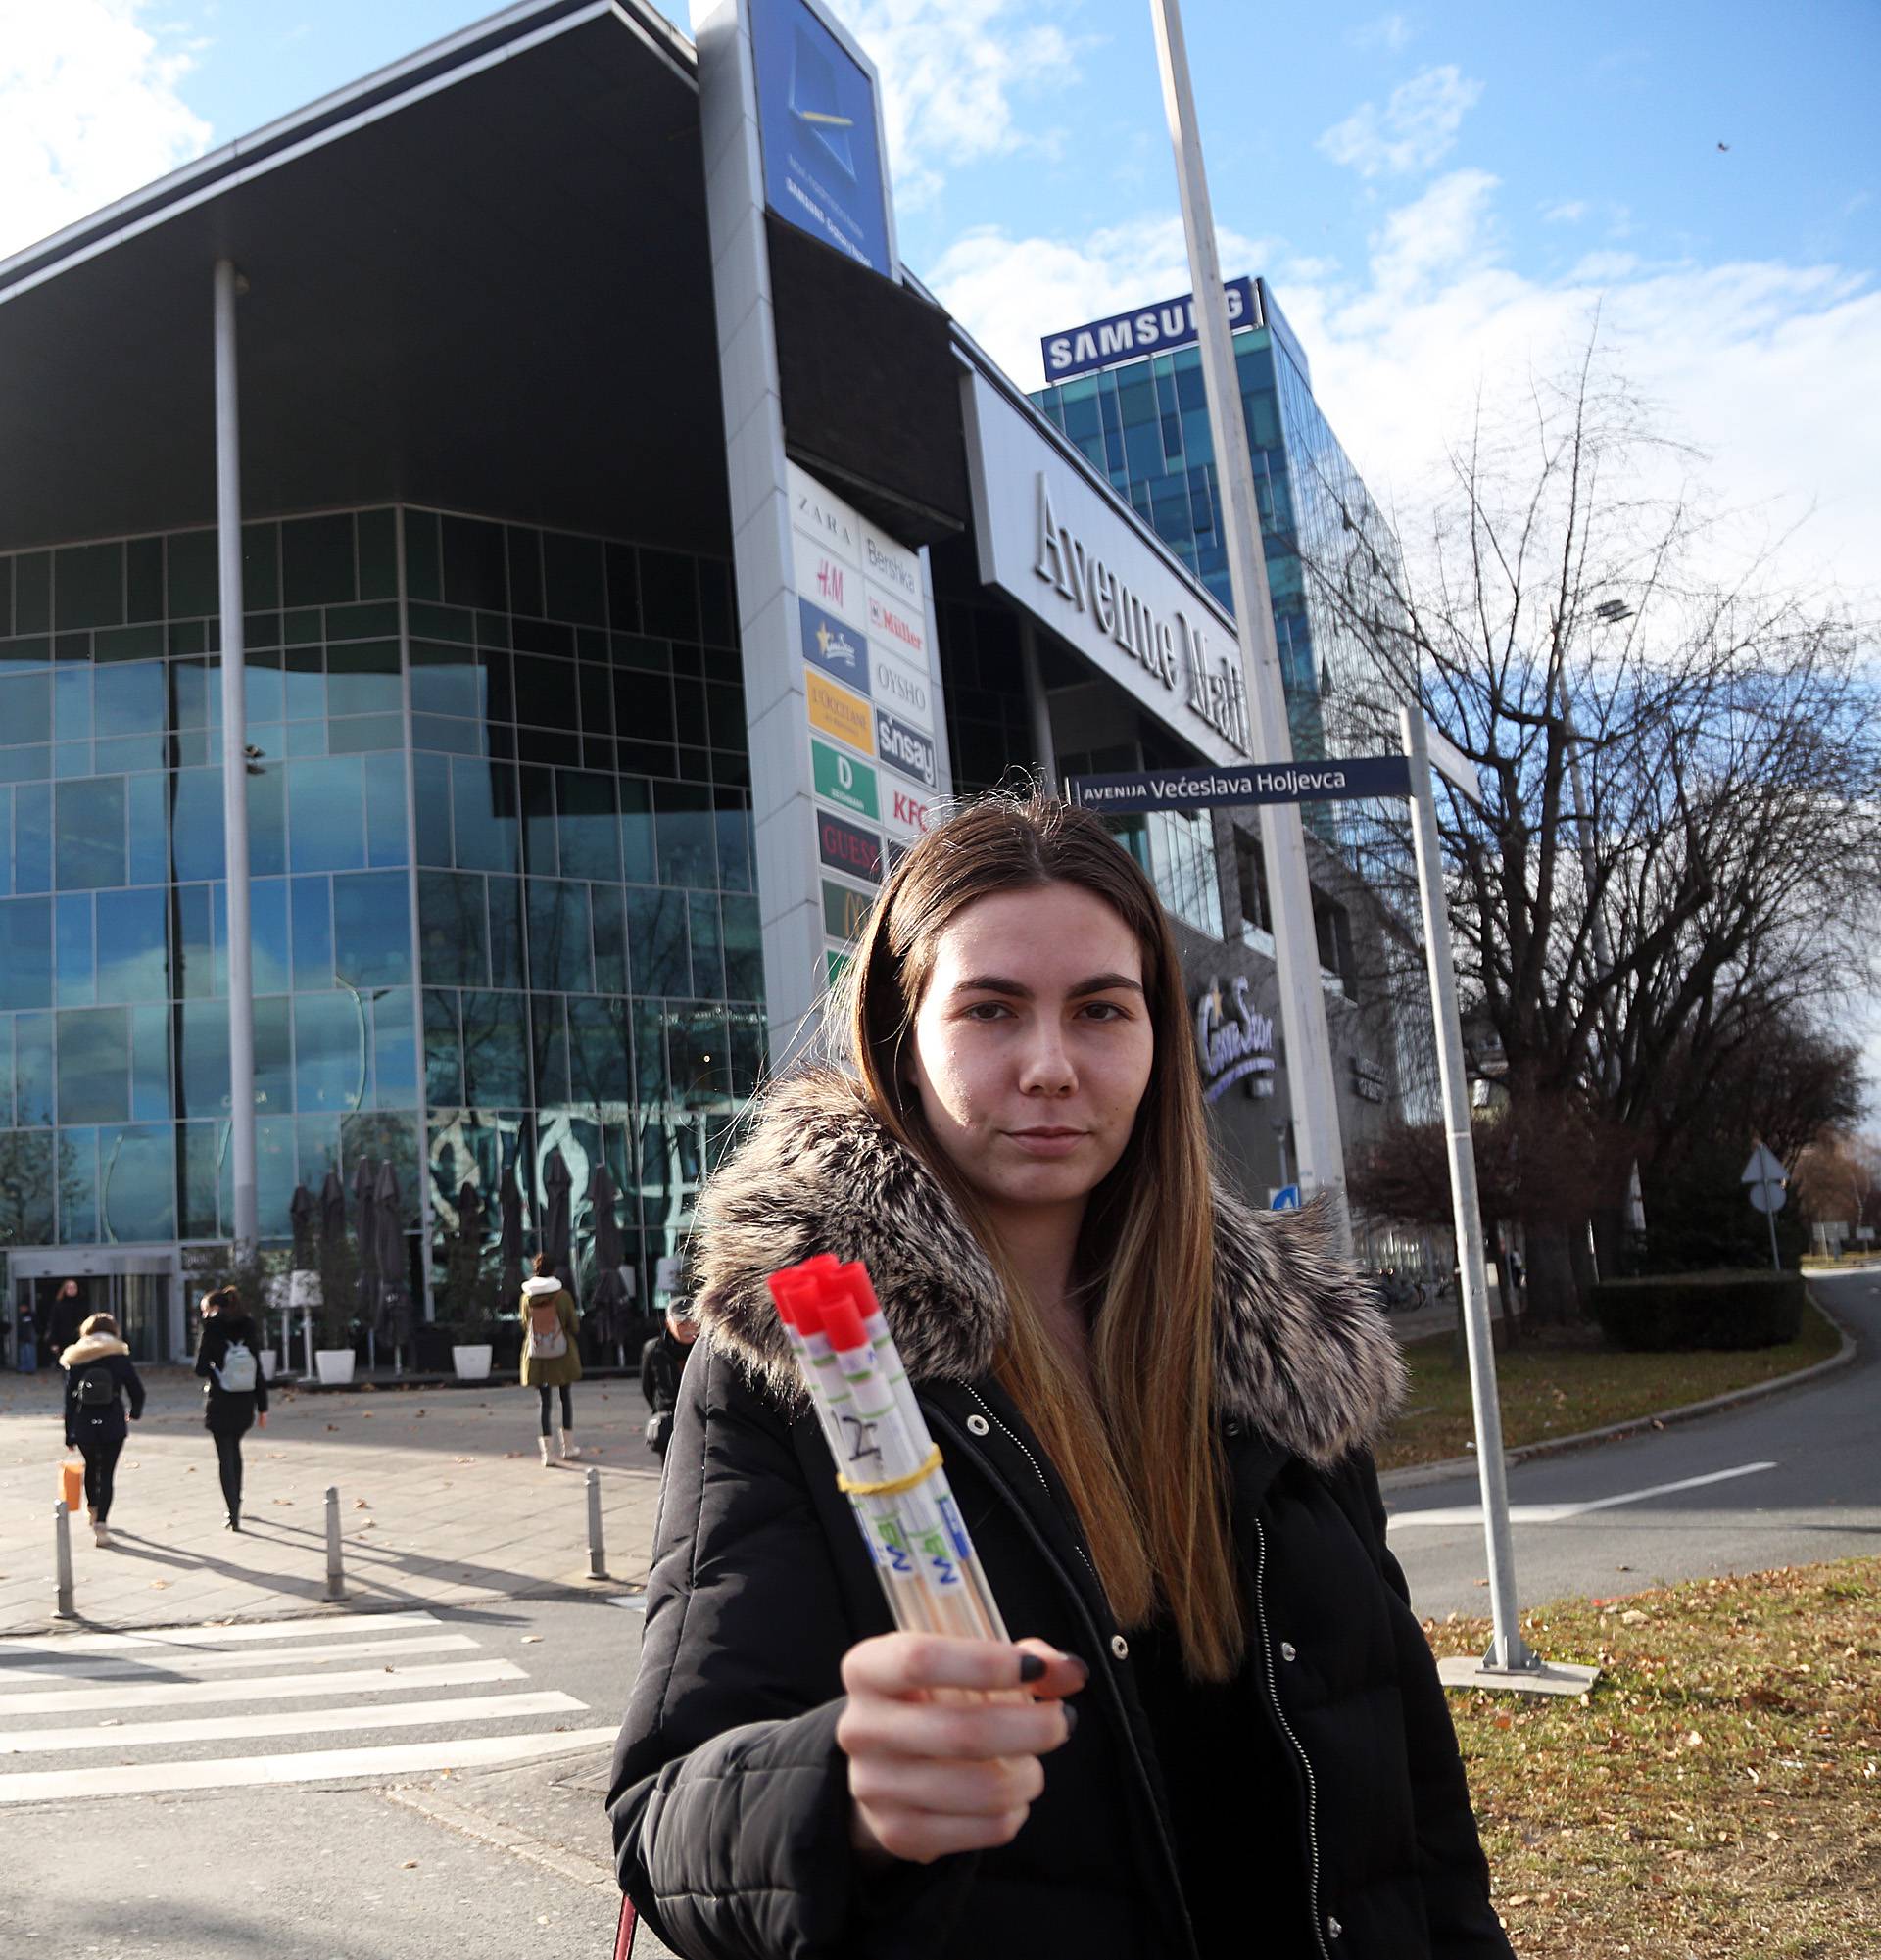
[693,1071,1405,1468]
[60,1333,129,1370]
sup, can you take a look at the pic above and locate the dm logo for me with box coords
[800,598,869,695]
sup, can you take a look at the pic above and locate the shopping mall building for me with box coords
[0,0,1419,1364]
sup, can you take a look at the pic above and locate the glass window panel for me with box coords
[372,988,417,1109]
[256,1116,296,1239]
[358,508,399,601]
[0,896,52,1009]
[507,527,545,618]
[55,779,124,890]
[578,665,612,739]
[450,756,518,873]
[297,1111,343,1189]
[179,1122,219,1237]
[669,1009,730,1106]
[281,513,357,608]
[255,994,293,1113]
[54,668,91,741]
[526,879,591,994]
[626,887,689,997]
[410,713,480,757]
[328,712,406,755]
[93,735,164,775]
[631,1005,668,1105]
[568,995,631,1109]
[0,1126,54,1237]
[689,891,725,999]
[531,993,571,1108]
[54,543,122,630]
[365,757,408,867]
[125,775,167,886]
[178,999,230,1119]
[54,741,93,782]
[513,655,577,732]
[96,1123,174,1244]
[129,1004,170,1121]
[341,1111,421,1228]
[170,769,224,882]
[0,673,51,745]
[487,875,524,990]
[404,509,442,603]
[326,641,401,717]
[0,746,47,786]
[424,989,463,1107]
[248,759,286,878]
[294,990,365,1114]
[442,515,508,612]
[126,536,163,623]
[287,756,365,873]
[285,719,327,759]
[639,550,699,641]
[14,781,50,893]
[242,658,285,724]
[57,1007,128,1123]
[461,989,529,1106]
[483,645,514,722]
[591,884,627,996]
[722,894,763,1001]
[729,1008,765,1097]
[541,532,606,627]
[653,781,714,887]
[410,642,480,719]
[284,645,325,721]
[324,600,401,645]
[698,558,735,649]
[290,876,332,990]
[176,884,215,998]
[57,1126,99,1244]
[95,886,169,1003]
[246,877,291,994]
[333,870,411,988]
[16,1009,54,1124]
[556,771,619,882]
[413,750,453,867]
[418,871,488,987]
[55,892,93,1005]
[14,552,51,633]
[518,765,557,877]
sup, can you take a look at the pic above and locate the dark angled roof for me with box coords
[0,1,729,554]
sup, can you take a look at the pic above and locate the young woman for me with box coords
[519,1252,583,1465]
[194,1286,268,1531]
[607,794,1512,1960]
[61,1312,145,1547]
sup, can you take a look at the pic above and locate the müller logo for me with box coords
[868,592,925,656]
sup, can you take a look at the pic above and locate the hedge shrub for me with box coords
[1589,1269,1808,1351]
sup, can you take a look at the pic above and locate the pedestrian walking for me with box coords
[608,792,1512,1960]
[194,1286,268,1531]
[519,1252,582,1466]
[46,1279,88,1363]
[60,1312,145,1548]
[638,1302,698,1458]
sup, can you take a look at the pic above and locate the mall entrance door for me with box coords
[9,1250,179,1368]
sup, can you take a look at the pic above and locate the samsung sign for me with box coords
[1041,277,1259,383]
[961,369,1250,763]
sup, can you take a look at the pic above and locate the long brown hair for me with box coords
[836,792,1243,1680]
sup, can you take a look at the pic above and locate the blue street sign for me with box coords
[1270,1185,1302,1212]
[1067,756,1413,814]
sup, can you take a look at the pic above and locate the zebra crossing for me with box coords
[0,1609,617,1802]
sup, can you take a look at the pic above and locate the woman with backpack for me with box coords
[195,1286,268,1531]
[61,1312,145,1547]
[519,1253,582,1466]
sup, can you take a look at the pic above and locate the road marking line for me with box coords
[0,1634,480,1681]
[0,1726,622,1803]
[0,1690,587,1755]
[0,1658,526,1716]
[1388,1460,1780,1529]
[0,1611,441,1656]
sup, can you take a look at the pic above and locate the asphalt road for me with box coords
[1387,1267,1881,1618]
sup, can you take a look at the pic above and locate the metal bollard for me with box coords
[586,1467,607,1580]
[53,1501,75,1620]
[324,1485,345,1601]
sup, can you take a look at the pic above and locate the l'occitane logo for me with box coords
[805,667,874,756]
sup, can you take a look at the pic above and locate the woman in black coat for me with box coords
[194,1287,268,1531]
[61,1312,145,1548]
[607,795,1511,1960]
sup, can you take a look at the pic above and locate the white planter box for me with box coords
[452,1343,494,1381]
[314,1348,356,1387]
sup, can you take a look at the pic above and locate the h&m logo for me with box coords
[815,559,845,607]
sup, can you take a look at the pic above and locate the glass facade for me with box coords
[0,507,755,1304]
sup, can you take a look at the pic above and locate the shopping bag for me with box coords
[60,1459,84,1514]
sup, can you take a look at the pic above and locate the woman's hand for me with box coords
[257,1411,267,1431]
[836,1635,1086,1866]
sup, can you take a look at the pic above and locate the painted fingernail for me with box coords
[1062,1702,1079,1736]
[1063,1652,1091,1688]
[1018,1651,1047,1684]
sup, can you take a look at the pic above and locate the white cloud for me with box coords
[0,0,212,263]
[1345,13,1415,54]
[821,0,1085,211]
[928,175,1881,606]
[1317,64,1483,179]
[1541,198,1589,224]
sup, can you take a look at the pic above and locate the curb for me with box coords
[1378,1286,1861,1495]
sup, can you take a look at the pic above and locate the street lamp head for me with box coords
[1593,599,1633,624]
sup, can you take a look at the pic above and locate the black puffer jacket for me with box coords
[607,1072,1513,1960]
[61,1334,145,1449]
[195,1315,269,1433]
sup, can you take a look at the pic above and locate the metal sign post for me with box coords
[1742,1144,1787,1271]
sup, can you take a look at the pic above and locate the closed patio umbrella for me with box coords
[352,1157,379,1367]
[373,1159,411,1360]
[289,1184,317,1272]
[541,1146,574,1292]
[498,1163,525,1308]
[587,1163,632,1361]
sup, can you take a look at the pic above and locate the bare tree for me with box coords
[1297,331,1881,1322]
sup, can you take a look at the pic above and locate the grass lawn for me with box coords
[1377,1298,1844,1472]
[1432,1559,1881,1957]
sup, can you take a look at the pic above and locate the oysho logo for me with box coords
[873,658,927,714]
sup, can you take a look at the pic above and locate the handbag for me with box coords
[61,1459,84,1513]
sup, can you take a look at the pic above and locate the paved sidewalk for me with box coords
[0,1365,666,1636]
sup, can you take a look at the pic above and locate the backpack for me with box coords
[76,1363,118,1409]
[214,1340,258,1394]
[526,1298,567,1361]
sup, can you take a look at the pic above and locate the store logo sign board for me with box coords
[1040,276,1260,383]
[866,587,927,672]
[875,709,936,790]
[870,650,932,728]
[822,878,873,940]
[811,736,879,819]
[961,369,1249,767]
[805,667,875,755]
[800,598,869,693]
[1194,975,1276,1104]
[881,784,931,840]
[817,808,883,884]
[750,0,894,277]
[794,530,860,624]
